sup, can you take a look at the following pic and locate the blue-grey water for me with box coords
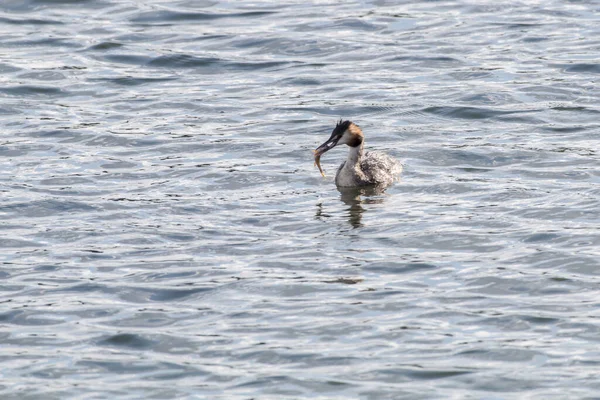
[1,0,600,398]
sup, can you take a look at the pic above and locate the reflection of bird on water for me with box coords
[314,120,402,188]
[339,186,387,228]
[314,186,387,228]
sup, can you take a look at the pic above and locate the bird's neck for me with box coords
[346,142,364,167]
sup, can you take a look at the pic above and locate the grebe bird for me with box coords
[314,120,402,187]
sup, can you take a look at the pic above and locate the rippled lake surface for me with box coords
[2,0,600,398]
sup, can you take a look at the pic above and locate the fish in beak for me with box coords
[314,134,340,177]
[313,120,353,178]
[314,134,340,157]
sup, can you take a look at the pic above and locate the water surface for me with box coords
[1,0,600,398]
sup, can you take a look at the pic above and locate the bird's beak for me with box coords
[314,136,339,157]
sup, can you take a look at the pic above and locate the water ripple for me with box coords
[131,10,277,24]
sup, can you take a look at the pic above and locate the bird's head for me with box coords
[314,120,364,157]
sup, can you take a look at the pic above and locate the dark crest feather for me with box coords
[333,119,352,136]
